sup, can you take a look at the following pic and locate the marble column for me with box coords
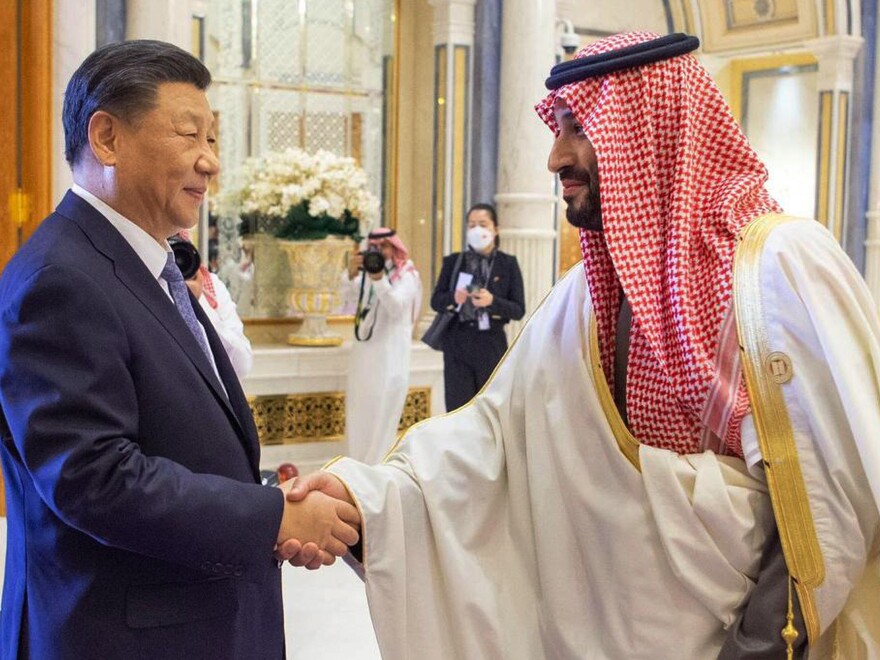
[427,0,476,267]
[470,0,501,207]
[53,0,97,204]
[865,23,880,303]
[804,36,863,243]
[494,0,557,335]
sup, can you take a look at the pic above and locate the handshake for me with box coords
[274,471,359,570]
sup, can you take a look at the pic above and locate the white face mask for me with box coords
[466,226,495,252]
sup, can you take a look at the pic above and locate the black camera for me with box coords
[168,236,201,280]
[361,246,385,274]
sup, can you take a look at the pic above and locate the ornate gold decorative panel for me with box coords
[698,0,817,53]
[725,0,799,30]
[398,387,430,431]
[248,387,431,445]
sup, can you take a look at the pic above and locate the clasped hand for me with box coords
[274,472,360,569]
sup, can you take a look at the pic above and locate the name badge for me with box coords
[478,313,490,331]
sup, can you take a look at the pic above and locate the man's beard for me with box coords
[565,186,602,231]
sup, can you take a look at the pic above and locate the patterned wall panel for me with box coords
[398,388,431,431]
[257,0,302,83]
[267,110,303,153]
[248,388,432,445]
[304,111,348,155]
[253,88,301,158]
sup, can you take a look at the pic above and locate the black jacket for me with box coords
[430,249,525,328]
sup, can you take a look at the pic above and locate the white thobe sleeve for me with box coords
[370,270,420,321]
[198,273,253,380]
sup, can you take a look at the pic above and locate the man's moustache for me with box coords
[558,167,592,185]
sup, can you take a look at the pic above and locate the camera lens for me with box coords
[361,248,385,274]
[168,236,202,280]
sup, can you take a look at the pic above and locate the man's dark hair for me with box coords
[63,39,212,166]
[467,203,498,227]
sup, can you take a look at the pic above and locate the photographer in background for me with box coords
[174,230,253,380]
[431,203,525,412]
[342,228,421,463]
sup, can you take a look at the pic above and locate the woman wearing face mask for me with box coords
[430,203,526,411]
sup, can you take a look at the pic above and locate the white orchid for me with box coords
[215,147,379,238]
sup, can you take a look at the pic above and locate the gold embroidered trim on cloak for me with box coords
[734,212,824,644]
[588,314,641,471]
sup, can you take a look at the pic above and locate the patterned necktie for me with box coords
[161,252,213,363]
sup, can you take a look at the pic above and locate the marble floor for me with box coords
[282,558,382,659]
[0,519,382,659]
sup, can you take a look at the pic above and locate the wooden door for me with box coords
[0,0,54,517]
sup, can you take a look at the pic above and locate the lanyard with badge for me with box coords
[474,252,496,331]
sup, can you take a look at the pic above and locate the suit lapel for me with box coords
[192,300,262,476]
[56,193,247,443]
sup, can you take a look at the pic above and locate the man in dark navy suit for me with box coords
[0,40,359,659]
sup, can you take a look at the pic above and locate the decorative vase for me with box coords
[278,236,354,346]
[240,233,292,318]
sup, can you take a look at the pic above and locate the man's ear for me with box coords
[87,110,120,167]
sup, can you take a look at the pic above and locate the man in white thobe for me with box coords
[286,32,880,659]
[343,228,421,464]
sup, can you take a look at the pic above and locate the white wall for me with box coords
[744,68,820,218]
[52,0,97,204]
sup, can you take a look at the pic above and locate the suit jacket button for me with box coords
[213,562,223,574]
[233,566,243,577]
[201,561,212,572]
[224,564,234,575]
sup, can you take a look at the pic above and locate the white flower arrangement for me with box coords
[216,148,379,241]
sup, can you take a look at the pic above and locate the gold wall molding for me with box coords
[248,387,431,445]
[833,91,849,240]
[728,53,818,123]
[1,0,54,517]
[815,90,850,240]
[243,314,353,345]
[668,0,694,34]
[697,0,817,53]
[817,89,833,226]
[433,43,448,273]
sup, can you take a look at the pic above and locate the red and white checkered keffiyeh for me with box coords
[368,229,416,284]
[367,228,422,323]
[536,32,782,457]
